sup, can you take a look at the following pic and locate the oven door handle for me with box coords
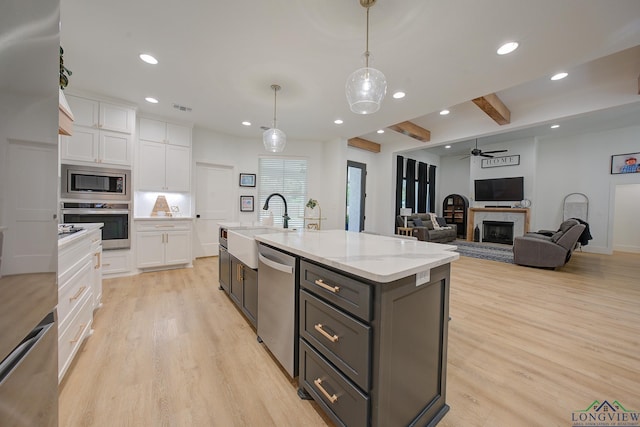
[62,209,130,215]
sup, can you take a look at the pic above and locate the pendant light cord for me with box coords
[364,6,370,68]
[273,88,277,128]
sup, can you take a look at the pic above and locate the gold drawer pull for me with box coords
[314,378,338,404]
[94,252,101,269]
[69,286,87,302]
[70,324,85,344]
[314,279,340,293]
[314,324,339,343]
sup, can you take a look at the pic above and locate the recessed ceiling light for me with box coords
[445,145,451,149]
[377,129,385,134]
[334,119,343,125]
[440,109,450,115]
[550,124,560,129]
[145,97,158,104]
[139,53,158,65]
[392,91,406,99]
[242,121,251,126]
[497,42,519,55]
[550,72,568,81]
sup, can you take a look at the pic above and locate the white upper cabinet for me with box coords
[66,95,135,134]
[139,118,191,147]
[61,95,135,167]
[137,117,192,192]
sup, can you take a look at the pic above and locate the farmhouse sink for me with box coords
[228,227,287,269]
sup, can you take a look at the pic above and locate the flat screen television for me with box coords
[474,177,524,202]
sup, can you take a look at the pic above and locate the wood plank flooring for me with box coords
[59,250,640,427]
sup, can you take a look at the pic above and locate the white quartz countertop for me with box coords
[58,223,103,248]
[135,216,193,220]
[255,229,459,283]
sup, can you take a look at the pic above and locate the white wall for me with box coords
[429,123,640,254]
[192,127,327,225]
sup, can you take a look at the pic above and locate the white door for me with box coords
[194,163,234,258]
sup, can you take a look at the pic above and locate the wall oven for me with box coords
[61,164,131,201]
[61,203,130,250]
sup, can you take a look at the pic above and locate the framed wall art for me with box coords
[611,152,640,174]
[240,195,254,212]
[481,155,520,168]
[239,173,256,187]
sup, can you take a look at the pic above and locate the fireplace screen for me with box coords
[483,221,514,245]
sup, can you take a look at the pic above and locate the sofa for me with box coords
[396,213,457,243]
[512,219,586,268]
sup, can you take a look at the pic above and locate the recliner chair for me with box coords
[513,219,586,268]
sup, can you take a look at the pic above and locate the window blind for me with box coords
[258,158,307,229]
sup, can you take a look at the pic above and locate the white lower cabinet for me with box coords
[101,249,131,276]
[58,224,103,382]
[136,219,192,269]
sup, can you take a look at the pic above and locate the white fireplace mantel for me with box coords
[466,208,531,242]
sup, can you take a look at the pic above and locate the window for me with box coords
[258,158,307,229]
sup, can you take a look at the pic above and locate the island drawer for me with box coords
[300,289,371,391]
[300,260,372,321]
[300,339,369,427]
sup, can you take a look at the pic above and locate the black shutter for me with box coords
[406,159,416,211]
[395,155,404,215]
[428,164,437,213]
[417,162,428,213]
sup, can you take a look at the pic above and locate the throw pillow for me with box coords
[412,218,423,226]
[429,213,442,230]
[436,217,448,227]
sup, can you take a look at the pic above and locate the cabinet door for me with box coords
[166,123,191,147]
[137,140,167,191]
[65,95,99,128]
[218,246,230,293]
[139,117,166,143]
[136,232,165,268]
[165,145,191,192]
[99,102,134,134]
[92,245,103,309]
[164,230,191,265]
[60,128,99,163]
[241,266,257,327]
[100,132,131,166]
[229,256,243,307]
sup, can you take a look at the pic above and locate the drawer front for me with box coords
[136,220,191,232]
[59,235,92,278]
[300,260,371,321]
[300,290,371,390]
[58,257,92,330]
[58,291,93,382]
[300,339,369,427]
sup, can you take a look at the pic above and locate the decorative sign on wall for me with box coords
[481,155,520,168]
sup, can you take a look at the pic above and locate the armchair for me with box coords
[513,219,586,268]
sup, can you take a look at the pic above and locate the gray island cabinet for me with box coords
[255,230,459,427]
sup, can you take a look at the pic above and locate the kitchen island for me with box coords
[254,229,458,427]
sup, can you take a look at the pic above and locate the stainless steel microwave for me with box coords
[61,164,131,201]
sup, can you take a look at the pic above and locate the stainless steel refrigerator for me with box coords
[0,0,61,425]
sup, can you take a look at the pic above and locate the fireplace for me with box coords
[483,220,514,245]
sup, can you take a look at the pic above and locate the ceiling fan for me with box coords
[461,139,507,159]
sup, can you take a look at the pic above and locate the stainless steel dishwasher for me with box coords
[257,244,298,378]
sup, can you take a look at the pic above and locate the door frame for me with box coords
[346,160,366,231]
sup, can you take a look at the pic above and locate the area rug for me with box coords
[453,240,514,264]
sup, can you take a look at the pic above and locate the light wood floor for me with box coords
[59,251,640,427]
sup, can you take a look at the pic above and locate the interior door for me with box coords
[346,161,366,232]
[194,163,234,258]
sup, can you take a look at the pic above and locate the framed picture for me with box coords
[239,173,256,187]
[611,152,640,174]
[240,195,254,212]
[481,155,520,168]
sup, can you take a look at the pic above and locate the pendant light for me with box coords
[263,84,286,153]
[346,0,387,115]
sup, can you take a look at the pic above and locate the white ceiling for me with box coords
[60,0,640,151]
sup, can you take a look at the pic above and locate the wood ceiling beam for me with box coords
[388,121,431,142]
[348,137,380,153]
[472,93,511,125]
